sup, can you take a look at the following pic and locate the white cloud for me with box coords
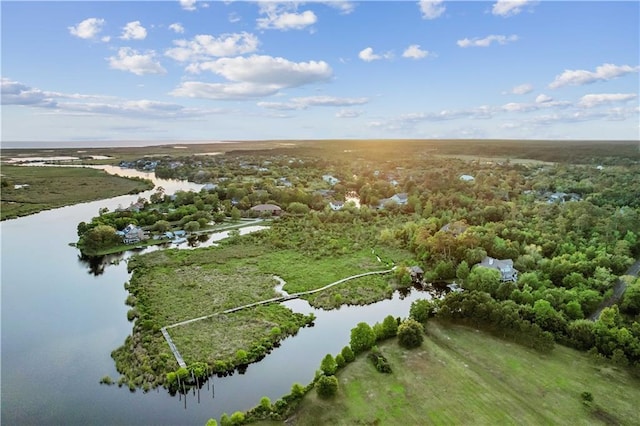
[257,101,302,111]
[1,78,56,107]
[502,98,569,112]
[419,0,445,19]
[457,34,518,48]
[292,96,369,107]
[180,0,197,11]
[549,63,640,89]
[502,102,539,113]
[492,0,537,17]
[101,36,111,43]
[165,32,259,62]
[402,44,429,59]
[359,47,392,62]
[257,3,317,31]
[228,12,241,23]
[2,78,216,119]
[172,55,333,100]
[68,18,105,40]
[120,21,147,40]
[187,55,332,85]
[257,10,317,31]
[510,83,533,95]
[171,81,282,100]
[258,96,369,110]
[108,48,167,76]
[577,93,637,108]
[535,93,553,103]
[169,23,185,34]
[322,1,356,14]
[336,109,362,118]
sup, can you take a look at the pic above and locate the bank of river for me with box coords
[0,167,436,425]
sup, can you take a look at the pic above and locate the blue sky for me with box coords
[2,1,639,144]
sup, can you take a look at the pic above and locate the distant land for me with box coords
[2,138,639,150]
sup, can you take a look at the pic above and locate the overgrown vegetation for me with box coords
[0,165,152,220]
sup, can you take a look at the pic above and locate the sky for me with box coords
[1,0,639,145]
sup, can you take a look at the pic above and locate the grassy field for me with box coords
[115,241,410,386]
[0,165,153,220]
[266,322,640,426]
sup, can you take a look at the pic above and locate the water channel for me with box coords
[1,166,437,425]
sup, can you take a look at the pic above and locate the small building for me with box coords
[407,266,424,283]
[546,192,581,204]
[250,204,282,216]
[476,256,518,282]
[378,193,409,209]
[460,174,475,182]
[329,201,344,211]
[322,174,340,186]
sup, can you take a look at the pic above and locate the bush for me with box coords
[230,411,245,425]
[350,322,376,354]
[397,318,424,349]
[320,354,337,375]
[335,353,346,368]
[368,347,392,373]
[409,299,433,323]
[316,375,339,399]
[341,346,355,363]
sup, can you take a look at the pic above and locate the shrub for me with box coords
[316,375,339,399]
[368,347,392,373]
[409,299,433,323]
[320,354,337,375]
[397,318,424,349]
[335,353,346,368]
[350,322,376,354]
[341,346,355,363]
[230,411,245,425]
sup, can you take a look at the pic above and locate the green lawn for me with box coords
[0,165,153,220]
[268,322,640,426]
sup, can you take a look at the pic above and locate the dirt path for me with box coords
[589,258,640,321]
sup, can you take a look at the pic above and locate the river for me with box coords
[1,166,436,425]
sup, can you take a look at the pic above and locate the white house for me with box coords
[116,224,148,244]
[322,174,340,186]
[460,174,475,182]
[329,201,344,211]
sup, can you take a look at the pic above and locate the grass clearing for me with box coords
[276,322,640,426]
[0,165,152,220]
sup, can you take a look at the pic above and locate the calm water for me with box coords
[1,168,434,425]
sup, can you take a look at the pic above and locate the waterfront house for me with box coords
[117,224,148,244]
[407,266,424,283]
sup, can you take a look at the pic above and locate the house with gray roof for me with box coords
[476,256,518,282]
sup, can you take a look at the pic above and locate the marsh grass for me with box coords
[1,165,152,220]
